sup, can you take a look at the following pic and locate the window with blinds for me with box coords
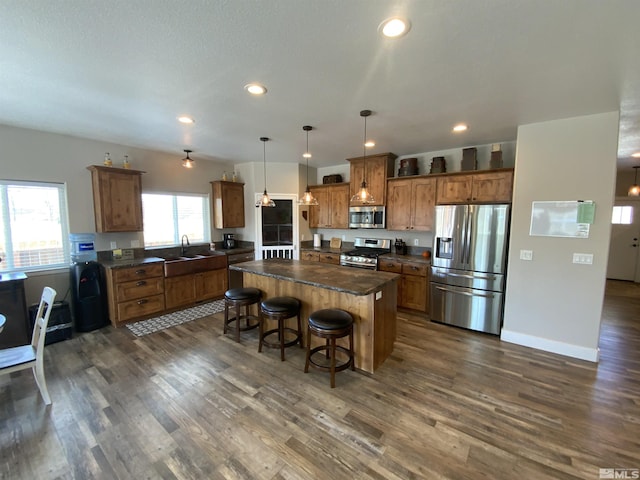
[142,193,211,247]
[0,180,70,272]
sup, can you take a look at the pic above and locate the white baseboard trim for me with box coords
[500,329,600,362]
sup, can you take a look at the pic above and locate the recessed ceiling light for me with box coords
[177,116,195,124]
[244,83,267,95]
[364,141,375,148]
[632,152,640,158]
[379,17,411,38]
[453,124,468,133]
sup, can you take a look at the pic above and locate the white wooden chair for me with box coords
[0,286,57,405]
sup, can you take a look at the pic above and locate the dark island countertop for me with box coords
[230,259,399,296]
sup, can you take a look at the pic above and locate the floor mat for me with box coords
[125,299,225,337]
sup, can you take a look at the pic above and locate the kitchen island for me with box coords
[230,259,399,373]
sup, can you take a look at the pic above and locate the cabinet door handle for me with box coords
[135,269,146,275]
[136,280,147,286]
[137,299,148,305]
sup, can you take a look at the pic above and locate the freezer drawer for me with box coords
[430,282,504,335]
[431,266,504,291]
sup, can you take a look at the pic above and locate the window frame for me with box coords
[0,179,71,273]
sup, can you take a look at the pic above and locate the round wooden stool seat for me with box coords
[224,288,261,343]
[259,296,303,361]
[304,308,355,388]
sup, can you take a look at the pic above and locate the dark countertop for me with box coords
[300,244,430,265]
[383,253,431,265]
[214,247,254,255]
[230,259,399,296]
[0,272,27,283]
[99,257,165,269]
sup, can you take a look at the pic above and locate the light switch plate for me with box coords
[520,249,533,261]
[573,253,594,264]
[414,239,419,246]
[110,241,117,249]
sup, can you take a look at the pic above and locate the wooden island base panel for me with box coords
[230,259,399,374]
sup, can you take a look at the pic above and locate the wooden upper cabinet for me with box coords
[212,181,245,228]
[471,170,514,202]
[87,165,144,232]
[308,183,349,229]
[436,169,514,204]
[387,176,436,231]
[348,153,396,206]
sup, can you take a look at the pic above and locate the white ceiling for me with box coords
[1,0,639,170]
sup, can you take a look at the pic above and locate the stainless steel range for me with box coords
[340,237,392,270]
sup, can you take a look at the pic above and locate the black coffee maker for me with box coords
[223,233,236,249]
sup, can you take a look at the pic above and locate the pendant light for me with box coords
[182,149,194,168]
[298,125,319,206]
[255,137,276,207]
[351,109,376,204]
[629,166,640,196]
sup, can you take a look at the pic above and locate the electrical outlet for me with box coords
[414,239,419,246]
[573,253,593,265]
[520,249,533,261]
[131,240,140,248]
[110,241,117,249]
[342,235,346,241]
[301,234,305,241]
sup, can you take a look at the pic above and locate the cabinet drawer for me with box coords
[116,277,164,302]
[402,262,428,277]
[378,259,402,273]
[117,294,165,321]
[319,252,340,265]
[301,251,320,262]
[114,264,164,283]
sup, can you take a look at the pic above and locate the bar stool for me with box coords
[304,309,355,388]
[258,297,303,361]
[224,288,261,342]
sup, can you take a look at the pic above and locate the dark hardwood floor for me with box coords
[1,280,639,479]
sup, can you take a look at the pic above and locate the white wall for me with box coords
[501,112,619,362]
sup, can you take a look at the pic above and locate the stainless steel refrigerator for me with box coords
[430,204,510,335]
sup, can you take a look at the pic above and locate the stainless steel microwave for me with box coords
[349,206,385,229]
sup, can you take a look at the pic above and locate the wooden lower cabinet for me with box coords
[106,263,165,326]
[300,251,320,262]
[165,269,228,310]
[379,258,429,313]
[165,275,196,309]
[195,269,228,301]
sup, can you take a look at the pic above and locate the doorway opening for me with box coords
[254,194,299,260]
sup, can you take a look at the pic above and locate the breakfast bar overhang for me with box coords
[230,259,399,373]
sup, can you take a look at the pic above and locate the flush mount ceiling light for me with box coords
[299,125,319,206]
[244,83,267,95]
[351,109,376,205]
[379,17,411,38]
[629,166,640,196]
[182,149,194,169]
[177,115,195,124]
[453,124,468,132]
[632,152,640,158]
[256,137,276,207]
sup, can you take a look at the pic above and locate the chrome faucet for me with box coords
[180,235,190,255]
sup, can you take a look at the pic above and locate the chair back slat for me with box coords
[31,287,57,349]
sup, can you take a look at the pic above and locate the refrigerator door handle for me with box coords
[444,271,497,280]
[434,285,496,299]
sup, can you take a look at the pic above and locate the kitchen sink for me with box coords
[162,253,227,277]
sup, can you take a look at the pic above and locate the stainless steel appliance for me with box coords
[430,204,510,335]
[349,206,385,229]
[340,237,391,270]
[223,233,236,249]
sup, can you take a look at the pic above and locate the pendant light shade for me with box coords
[351,109,376,204]
[182,149,194,168]
[629,166,640,196]
[256,137,276,207]
[298,125,319,206]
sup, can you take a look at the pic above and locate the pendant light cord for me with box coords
[262,137,268,192]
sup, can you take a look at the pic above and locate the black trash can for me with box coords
[29,301,73,345]
[70,261,109,332]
